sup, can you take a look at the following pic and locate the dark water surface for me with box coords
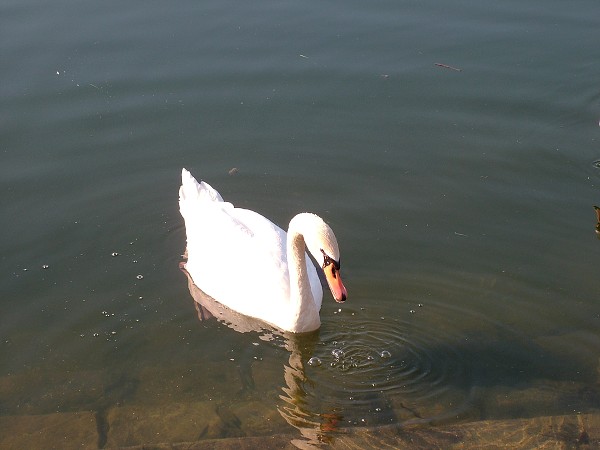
[2,0,600,447]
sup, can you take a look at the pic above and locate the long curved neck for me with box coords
[286,220,320,332]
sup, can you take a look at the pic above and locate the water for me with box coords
[2,0,600,447]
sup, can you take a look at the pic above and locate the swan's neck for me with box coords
[286,226,320,332]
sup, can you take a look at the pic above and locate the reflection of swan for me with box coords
[179,168,347,333]
[278,349,343,449]
[182,267,341,448]
[595,206,600,236]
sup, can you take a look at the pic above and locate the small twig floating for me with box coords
[435,63,462,72]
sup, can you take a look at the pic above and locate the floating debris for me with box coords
[111,252,119,257]
[136,274,144,280]
[435,62,462,72]
[228,167,239,176]
[42,264,49,269]
[380,350,391,359]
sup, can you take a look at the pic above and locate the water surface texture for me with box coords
[2,0,600,448]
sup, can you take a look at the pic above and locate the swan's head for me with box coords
[292,213,348,303]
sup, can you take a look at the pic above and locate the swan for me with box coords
[179,168,347,333]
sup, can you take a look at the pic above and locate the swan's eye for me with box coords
[320,249,340,273]
[320,249,333,268]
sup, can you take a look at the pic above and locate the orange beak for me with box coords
[323,264,347,303]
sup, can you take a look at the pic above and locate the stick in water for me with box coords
[435,63,462,72]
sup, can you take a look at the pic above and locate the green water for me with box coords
[2,0,600,447]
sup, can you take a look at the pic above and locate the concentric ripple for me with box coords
[317,318,463,403]
[284,302,480,430]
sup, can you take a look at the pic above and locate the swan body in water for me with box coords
[179,168,347,333]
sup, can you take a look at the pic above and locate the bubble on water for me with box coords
[42,264,49,269]
[111,252,119,257]
[380,350,391,359]
[136,274,144,280]
[307,357,322,367]
[331,348,345,360]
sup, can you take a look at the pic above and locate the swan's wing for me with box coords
[181,189,291,315]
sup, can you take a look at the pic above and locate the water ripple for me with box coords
[299,305,472,427]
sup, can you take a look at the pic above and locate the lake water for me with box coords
[2,0,600,448]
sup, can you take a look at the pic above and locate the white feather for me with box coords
[179,169,345,333]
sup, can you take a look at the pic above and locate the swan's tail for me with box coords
[179,168,224,204]
[179,168,226,222]
[179,169,251,244]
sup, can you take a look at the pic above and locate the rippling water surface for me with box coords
[2,0,600,447]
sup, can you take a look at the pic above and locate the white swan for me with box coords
[179,168,347,333]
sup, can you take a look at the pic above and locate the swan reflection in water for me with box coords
[182,265,341,449]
